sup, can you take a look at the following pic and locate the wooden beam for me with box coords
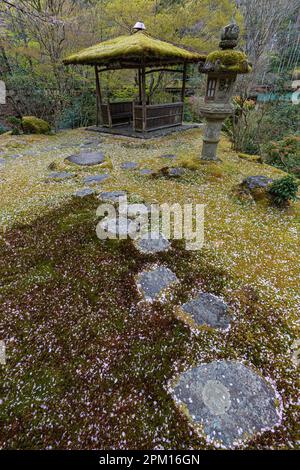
[138,68,142,103]
[181,62,187,124]
[141,60,147,132]
[181,62,187,103]
[145,68,184,75]
[95,66,103,126]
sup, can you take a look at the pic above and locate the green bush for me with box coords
[22,116,51,134]
[263,136,300,175]
[268,175,299,206]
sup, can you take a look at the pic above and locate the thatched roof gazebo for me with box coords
[64,23,206,134]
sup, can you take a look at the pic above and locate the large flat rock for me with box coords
[98,190,127,203]
[66,151,105,166]
[181,292,230,330]
[242,175,273,191]
[173,360,280,448]
[47,171,74,180]
[136,266,178,301]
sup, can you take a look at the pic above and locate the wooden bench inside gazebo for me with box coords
[64,22,206,134]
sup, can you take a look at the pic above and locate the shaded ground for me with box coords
[0,128,299,449]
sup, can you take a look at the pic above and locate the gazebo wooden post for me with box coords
[95,65,103,126]
[181,62,187,123]
[141,59,147,132]
[138,68,142,103]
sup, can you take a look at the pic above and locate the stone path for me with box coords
[136,266,178,301]
[83,173,110,184]
[98,190,127,203]
[66,151,105,166]
[134,232,170,254]
[74,188,96,198]
[47,171,74,181]
[173,360,280,448]
[120,161,138,170]
[181,292,230,330]
[139,169,153,175]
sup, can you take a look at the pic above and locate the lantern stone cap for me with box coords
[199,23,252,75]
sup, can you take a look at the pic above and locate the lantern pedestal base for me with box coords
[199,103,233,161]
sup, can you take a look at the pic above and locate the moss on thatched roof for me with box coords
[205,50,252,74]
[63,31,206,67]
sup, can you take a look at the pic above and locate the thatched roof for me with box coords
[63,31,206,67]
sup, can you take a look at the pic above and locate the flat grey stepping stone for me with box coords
[181,292,230,330]
[160,154,177,159]
[242,175,273,190]
[167,167,184,177]
[135,232,170,254]
[0,158,6,166]
[137,266,178,301]
[66,151,105,166]
[83,173,110,184]
[98,217,139,239]
[121,161,138,170]
[47,171,74,180]
[173,360,280,448]
[140,169,153,175]
[74,188,96,198]
[98,190,127,203]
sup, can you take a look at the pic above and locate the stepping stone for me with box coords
[0,158,6,166]
[160,154,177,159]
[181,292,230,330]
[173,360,280,448]
[167,167,184,177]
[242,175,273,191]
[47,171,74,180]
[66,151,105,166]
[120,161,138,170]
[83,174,110,184]
[134,232,170,254]
[98,217,139,239]
[98,190,127,203]
[136,266,178,301]
[140,169,153,175]
[74,188,96,198]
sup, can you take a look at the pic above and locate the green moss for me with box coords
[206,50,251,74]
[22,116,51,135]
[64,31,206,66]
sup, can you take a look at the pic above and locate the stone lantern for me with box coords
[199,23,251,161]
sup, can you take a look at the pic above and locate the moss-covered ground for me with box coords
[0,128,299,449]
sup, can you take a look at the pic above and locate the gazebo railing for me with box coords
[101,101,133,127]
[133,102,183,131]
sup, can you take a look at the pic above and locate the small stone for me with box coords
[0,158,6,166]
[242,175,273,191]
[98,190,127,203]
[173,360,280,448]
[137,266,178,301]
[121,161,138,170]
[139,169,153,175]
[167,167,184,177]
[47,171,74,180]
[135,232,170,254]
[83,174,110,184]
[181,292,230,330]
[74,188,96,198]
[160,154,177,159]
[66,151,105,166]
